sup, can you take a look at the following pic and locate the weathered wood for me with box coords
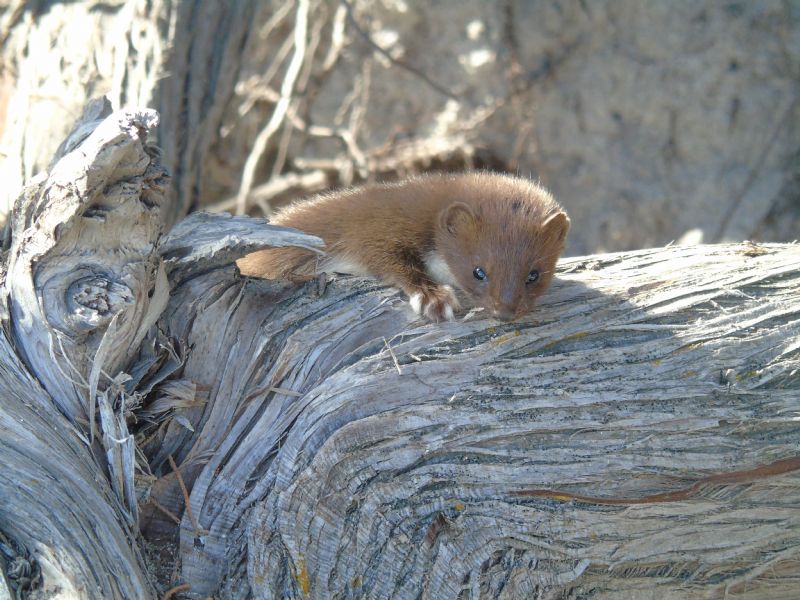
[0,101,163,599]
[0,332,154,598]
[147,224,800,598]
[0,104,322,599]
[2,101,800,599]
[0,0,257,227]
[5,98,167,426]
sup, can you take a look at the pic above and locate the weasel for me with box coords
[237,172,570,321]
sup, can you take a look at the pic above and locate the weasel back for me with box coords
[237,172,569,321]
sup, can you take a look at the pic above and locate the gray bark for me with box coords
[2,104,800,598]
[1,100,161,599]
[0,103,322,599]
[0,0,257,229]
[163,237,800,599]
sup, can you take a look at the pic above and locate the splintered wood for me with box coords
[154,233,800,598]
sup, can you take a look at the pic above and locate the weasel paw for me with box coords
[409,286,460,322]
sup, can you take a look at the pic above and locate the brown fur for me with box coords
[237,172,570,321]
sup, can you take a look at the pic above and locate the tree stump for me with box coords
[1,106,799,599]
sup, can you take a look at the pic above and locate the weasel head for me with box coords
[433,183,570,321]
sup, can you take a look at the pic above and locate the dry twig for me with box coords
[162,582,191,600]
[168,454,204,537]
[236,0,310,215]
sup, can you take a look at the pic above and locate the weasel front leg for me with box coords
[364,245,460,321]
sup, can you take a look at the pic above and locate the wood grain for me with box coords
[1,100,798,599]
[151,233,800,598]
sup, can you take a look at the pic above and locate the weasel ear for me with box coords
[541,211,571,243]
[440,202,476,235]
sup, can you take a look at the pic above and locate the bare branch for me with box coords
[236,0,310,215]
[209,170,329,213]
[340,0,460,101]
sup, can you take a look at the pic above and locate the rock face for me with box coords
[503,1,800,253]
[2,1,798,254]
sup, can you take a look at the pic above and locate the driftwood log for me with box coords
[1,106,799,599]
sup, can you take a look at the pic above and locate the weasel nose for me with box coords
[493,304,516,322]
[499,286,516,307]
[493,287,518,321]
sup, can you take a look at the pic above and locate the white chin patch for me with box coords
[424,252,459,287]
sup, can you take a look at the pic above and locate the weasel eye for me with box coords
[526,270,540,284]
[473,266,487,281]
